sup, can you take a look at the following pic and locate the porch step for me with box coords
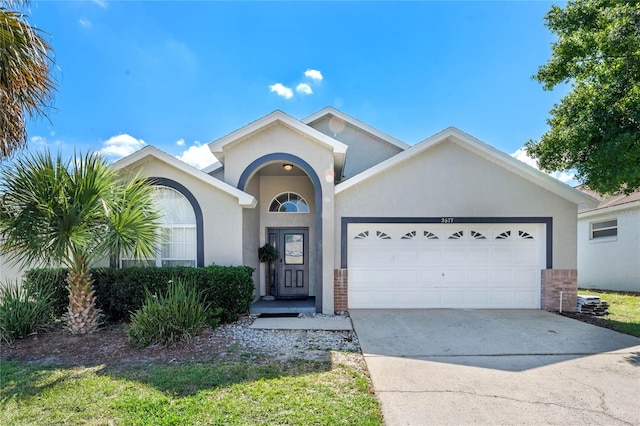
[249,297,316,315]
[250,317,353,331]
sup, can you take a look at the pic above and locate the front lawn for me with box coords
[0,356,382,425]
[575,289,640,338]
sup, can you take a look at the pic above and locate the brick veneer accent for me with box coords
[334,269,348,313]
[541,269,578,312]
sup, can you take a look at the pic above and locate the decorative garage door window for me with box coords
[269,192,309,213]
[351,228,535,241]
[122,186,197,268]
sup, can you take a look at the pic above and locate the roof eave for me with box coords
[208,110,348,171]
[112,146,257,208]
[578,200,640,218]
[337,127,599,208]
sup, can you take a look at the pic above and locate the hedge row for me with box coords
[23,266,255,324]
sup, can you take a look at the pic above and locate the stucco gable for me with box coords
[208,110,347,177]
[112,145,257,208]
[303,107,410,151]
[336,126,598,208]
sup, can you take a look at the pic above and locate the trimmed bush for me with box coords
[127,278,214,347]
[23,265,255,324]
[0,281,56,344]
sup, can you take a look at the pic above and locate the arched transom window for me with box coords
[269,192,310,213]
[122,186,197,267]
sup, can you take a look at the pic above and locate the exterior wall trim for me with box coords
[238,153,324,313]
[152,177,205,267]
[340,217,553,269]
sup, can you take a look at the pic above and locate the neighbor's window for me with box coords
[269,192,309,213]
[590,219,617,240]
[122,186,197,267]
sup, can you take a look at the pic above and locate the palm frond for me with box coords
[0,6,55,158]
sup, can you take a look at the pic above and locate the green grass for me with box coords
[0,357,382,425]
[578,289,640,337]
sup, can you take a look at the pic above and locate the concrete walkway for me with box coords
[250,317,353,331]
[350,309,640,425]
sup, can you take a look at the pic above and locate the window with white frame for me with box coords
[590,219,617,240]
[269,192,309,213]
[121,186,197,267]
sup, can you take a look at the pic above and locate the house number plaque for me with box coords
[441,217,454,223]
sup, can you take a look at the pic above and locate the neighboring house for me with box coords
[110,107,596,314]
[577,189,640,292]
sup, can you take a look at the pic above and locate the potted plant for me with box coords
[258,244,279,300]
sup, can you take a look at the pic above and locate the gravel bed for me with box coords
[214,314,360,361]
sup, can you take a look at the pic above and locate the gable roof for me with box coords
[336,126,598,208]
[208,110,348,177]
[112,145,257,208]
[303,106,411,151]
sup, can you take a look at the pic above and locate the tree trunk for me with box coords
[61,267,102,334]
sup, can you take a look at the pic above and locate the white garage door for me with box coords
[348,223,545,309]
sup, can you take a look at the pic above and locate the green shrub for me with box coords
[126,278,214,347]
[24,265,255,324]
[0,281,56,344]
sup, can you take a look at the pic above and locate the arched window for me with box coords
[269,192,310,213]
[122,186,197,267]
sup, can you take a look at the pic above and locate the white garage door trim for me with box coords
[342,218,551,309]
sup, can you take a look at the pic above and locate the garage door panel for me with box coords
[420,249,443,263]
[468,249,490,263]
[444,248,466,263]
[348,223,545,309]
[373,250,395,263]
[396,269,419,282]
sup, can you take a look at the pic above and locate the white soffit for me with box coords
[208,110,348,170]
[336,126,598,208]
[112,145,257,208]
[303,106,411,151]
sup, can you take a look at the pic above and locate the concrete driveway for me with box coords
[350,310,640,425]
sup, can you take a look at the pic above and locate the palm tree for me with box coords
[0,151,160,334]
[0,1,55,158]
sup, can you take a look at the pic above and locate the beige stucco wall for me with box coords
[578,207,640,291]
[120,159,246,267]
[0,258,25,287]
[221,124,336,313]
[309,115,404,180]
[335,140,579,270]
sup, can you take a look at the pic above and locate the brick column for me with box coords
[334,269,348,313]
[541,269,578,312]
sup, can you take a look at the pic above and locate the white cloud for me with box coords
[29,135,62,148]
[176,138,185,146]
[99,134,146,161]
[29,135,48,147]
[92,0,108,8]
[511,148,577,185]
[176,142,217,170]
[269,83,293,99]
[304,69,323,81]
[79,18,92,28]
[296,83,312,95]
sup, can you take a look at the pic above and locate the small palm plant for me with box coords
[0,151,160,334]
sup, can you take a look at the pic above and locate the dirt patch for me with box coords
[560,312,615,329]
[0,316,361,368]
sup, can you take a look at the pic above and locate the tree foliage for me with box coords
[526,0,640,194]
[0,151,160,334]
[0,1,55,159]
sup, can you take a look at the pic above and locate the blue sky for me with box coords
[24,0,574,182]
